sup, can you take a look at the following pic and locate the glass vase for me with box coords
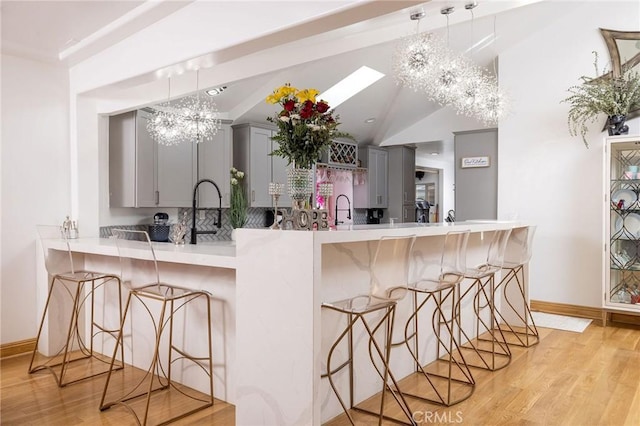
[287,167,313,209]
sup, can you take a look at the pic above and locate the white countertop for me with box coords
[50,221,528,269]
[55,237,237,269]
[234,220,529,245]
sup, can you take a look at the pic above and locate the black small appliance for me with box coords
[148,212,170,242]
[366,208,383,224]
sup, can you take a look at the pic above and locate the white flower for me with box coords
[231,178,238,185]
[290,114,300,120]
[279,116,290,123]
[230,167,237,173]
[237,171,244,178]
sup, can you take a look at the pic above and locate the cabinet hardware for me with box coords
[252,190,255,202]
[155,191,159,205]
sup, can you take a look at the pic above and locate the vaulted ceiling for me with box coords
[2,0,561,160]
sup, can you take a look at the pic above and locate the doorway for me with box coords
[415,167,440,223]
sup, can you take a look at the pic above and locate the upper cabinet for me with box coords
[232,123,291,208]
[387,145,416,222]
[109,109,196,208]
[197,121,232,208]
[354,146,388,209]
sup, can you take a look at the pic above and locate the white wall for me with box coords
[499,0,640,307]
[1,54,70,343]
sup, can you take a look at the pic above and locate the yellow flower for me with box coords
[296,88,319,104]
[265,84,298,104]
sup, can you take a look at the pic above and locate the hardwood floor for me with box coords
[324,321,640,425]
[1,321,639,425]
[0,354,234,425]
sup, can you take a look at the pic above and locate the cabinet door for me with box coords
[403,204,416,222]
[157,138,197,207]
[249,127,273,207]
[403,148,416,203]
[605,136,640,313]
[374,149,388,208]
[198,123,232,208]
[134,110,157,207]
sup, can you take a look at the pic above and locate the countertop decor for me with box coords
[563,52,640,147]
[265,83,353,169]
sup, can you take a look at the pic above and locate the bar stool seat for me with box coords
[400,230,475,407]
[29,225,123,387]
[100,229,214,426]
[322,235,416,425]
[457,228,513,371]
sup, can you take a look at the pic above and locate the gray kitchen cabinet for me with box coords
[388,145,416,222]
[197,120,232,208]
[354,146,388,209]
[109,109,196,208]
[232,123,291,208]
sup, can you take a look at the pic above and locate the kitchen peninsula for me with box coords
[36,220,531,425]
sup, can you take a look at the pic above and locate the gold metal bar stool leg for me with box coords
[100,229,215,426]
[494,226,539,348]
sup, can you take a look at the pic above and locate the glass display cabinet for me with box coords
[604,135,640,325]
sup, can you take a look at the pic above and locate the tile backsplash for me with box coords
[100,206,369,241]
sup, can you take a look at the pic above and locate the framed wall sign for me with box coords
[461,156,490,168]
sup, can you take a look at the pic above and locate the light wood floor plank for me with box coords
[2,321,640,425]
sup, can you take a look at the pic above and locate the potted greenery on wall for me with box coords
[563,52,640,148]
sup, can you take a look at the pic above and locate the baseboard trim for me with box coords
[531,300,601,320]
[1,338,35,359]
[532,300,640,325]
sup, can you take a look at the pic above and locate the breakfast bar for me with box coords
[36,220,531,425]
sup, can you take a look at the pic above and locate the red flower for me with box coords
[300,100,314,119]
[316,101,329,113]
[283,100,296,112]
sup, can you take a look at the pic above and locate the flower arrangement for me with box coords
[562,52,640,148]
[229,167,247,229]
[266,84,353,168]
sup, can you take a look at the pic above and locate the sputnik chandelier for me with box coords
[147,71,221,146]
[393,3,509,125]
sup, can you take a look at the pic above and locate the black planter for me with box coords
[607,115,629,136]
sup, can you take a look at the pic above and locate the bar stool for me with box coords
[322,235,416,425]
[29,225,123,387]
[495,226,539,347]
[457,228,513,371]
[401,230,474,406]
[100,229,214,425]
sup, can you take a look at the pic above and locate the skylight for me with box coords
[318,66,385,108]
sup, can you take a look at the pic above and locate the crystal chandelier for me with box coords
[146,79,184,146]
[147,71,221,146]
[175,71,221,143]
[392,4,509,125]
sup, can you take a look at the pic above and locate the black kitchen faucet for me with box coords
[191,179,222,244]
[335,194,351,226]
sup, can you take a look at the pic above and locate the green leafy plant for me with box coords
[562,52,640,148]
[229,167,247,229]
[265,84,354,168]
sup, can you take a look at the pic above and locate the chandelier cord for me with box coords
[195,69,201,140]
[492,15,498,76]
[446,14,450,47]
[167,77,171,104]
